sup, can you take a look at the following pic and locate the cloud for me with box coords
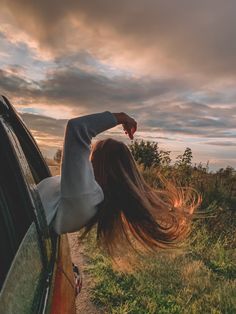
[205,141,236,147]
[1,65,235,142]
[20,112,67,137]
[0,68,35,95]
[19,112,67,156]
[19,110,236,172]
[2,0,236,78]
[1,1,236,169]
[0,65,189,111]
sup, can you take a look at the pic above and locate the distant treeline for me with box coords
[129,140,236,213]
[52,140,236,212]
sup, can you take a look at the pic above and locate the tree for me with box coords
[174,147,193,185]
[54,148,62,163]
[159,150,171,167]
[128,140,161,168]
[175,147,193,167]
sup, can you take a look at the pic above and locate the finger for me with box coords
[131,127,136,137]
[123,122,135,139]
[127,128,134,140]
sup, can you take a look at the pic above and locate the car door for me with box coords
[0,96,76,314]
[0,117,49,313]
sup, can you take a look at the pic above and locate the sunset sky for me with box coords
[0,1,236,170]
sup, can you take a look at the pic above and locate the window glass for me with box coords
[0,189,15,289]
[7,124,51,240]
[1,95,51,184]
[5,96,51,184]
[0,122,33,288]
[0,109,55,290]
[0,223,44,313]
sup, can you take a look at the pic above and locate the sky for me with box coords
[0,0,236,170]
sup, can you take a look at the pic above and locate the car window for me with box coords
[1,96,51,184]
[0,123,34,289]
[0,188,16,289]
[6,122,52,239]
[0,222,45,314]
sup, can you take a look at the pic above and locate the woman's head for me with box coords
[90,138,143,191]
[83,138,201,257]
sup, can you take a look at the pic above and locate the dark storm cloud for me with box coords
[0,66,188,110]
[2,0,236,77]
[0,68,36,95]
[1,65,235,141]
[20,112,67,137]
[39,67,188,110]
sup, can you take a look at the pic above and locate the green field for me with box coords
[52,143,236,313]
[81,211,236,314]
[78,145,236,314]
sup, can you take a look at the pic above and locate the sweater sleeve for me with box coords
[53,111,118,234]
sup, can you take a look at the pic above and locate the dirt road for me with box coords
[68,233,101,314]
[48,165,101,313]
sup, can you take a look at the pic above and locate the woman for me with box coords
[37,111,200,256]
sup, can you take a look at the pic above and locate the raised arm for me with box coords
[53,111,118,234]
[53,111,137,234]
[61,111,118,196]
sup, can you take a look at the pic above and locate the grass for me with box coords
[46,152,236,313]
[79,212,236,314]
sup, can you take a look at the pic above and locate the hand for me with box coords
[113,112,137,139]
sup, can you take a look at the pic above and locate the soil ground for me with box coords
[68,233,101,314]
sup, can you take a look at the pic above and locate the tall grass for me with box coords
[79,165,236,314]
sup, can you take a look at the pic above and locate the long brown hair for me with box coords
[82,138,201,257]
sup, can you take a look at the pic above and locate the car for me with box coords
[0,95,79,314]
